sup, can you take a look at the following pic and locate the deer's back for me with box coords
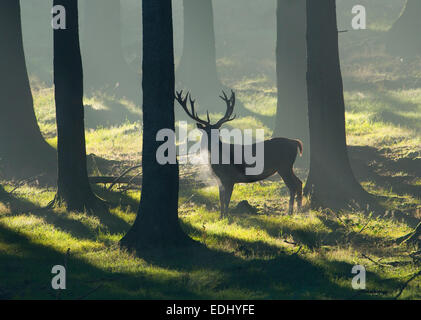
[211,137,299,184]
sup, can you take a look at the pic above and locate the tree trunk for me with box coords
[274,0,309,167]
[0,1,56,181]
[80,0,139,98]
[120,0,193,249]
[386,0,421,58]
[53,0,101,212]
[176,0,223,108]
[304,0,371,210]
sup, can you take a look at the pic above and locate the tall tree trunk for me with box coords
[176,0,223,109]
[53,0,101,212]
[0,1,56,181]
[120,0,193,249]
[386,0,421,58]
[304,0,371,209]
[80,0,139,98]
[274,0,309,167]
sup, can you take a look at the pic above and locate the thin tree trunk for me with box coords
[80,0,139,97]
[53,0,101,212]
[176,0,223,106]
[386,0,421,58]
[304,0,371,210]
[0,1,56,181]
[274,0,309,167]
[120,0,193,249]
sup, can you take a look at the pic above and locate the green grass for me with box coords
[1,178,419,299]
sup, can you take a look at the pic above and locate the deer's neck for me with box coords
[202,130,222,154]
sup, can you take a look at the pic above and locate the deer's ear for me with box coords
[197,123,205,130]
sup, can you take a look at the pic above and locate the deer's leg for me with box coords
[292,171,303,211]
[218,184,226,219]
[280,171,296,215]
[224,183,234,215]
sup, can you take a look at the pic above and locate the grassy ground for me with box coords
[1,0,420,299]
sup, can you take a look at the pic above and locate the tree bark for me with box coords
[120,0,193,249]
[386,0,421,58]
[0,1,56,181]
[274,0,309,167]
[304,0,371,210]
[176,0,223,106]
[80,0,139,98]
[53,0,101,212]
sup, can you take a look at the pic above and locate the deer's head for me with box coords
[175,90,237,137]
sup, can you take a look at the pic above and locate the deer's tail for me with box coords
[294,139,303,157]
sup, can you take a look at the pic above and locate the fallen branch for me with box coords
[396,222,421,245]
[350,289,389,300]
[179,194,195,209]
[106,165,142,191]
[292,246,303,256]
[327,209,349,230]
[409,250,421,263]
[89,176,142,185]
[283,239,298,246]
[394,269,421,299]
[76,284,103,300]
[357,221,371,234]
[361,253,393,268]
[9,174,43,194]
[89,175,202,187]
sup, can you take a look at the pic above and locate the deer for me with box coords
[175,90,303,218]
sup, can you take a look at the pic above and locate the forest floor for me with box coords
[1,2,421,299]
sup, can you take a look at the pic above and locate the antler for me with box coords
[215,90,236,127]
[175,90,237,128]
[175,91,210,126]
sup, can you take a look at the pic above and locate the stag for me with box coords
[175,90,303,218]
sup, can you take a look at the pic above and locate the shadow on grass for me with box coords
[2,144,417,299]
[230,212,388,252]
[93,185,139,213]
[0,187,130,241]
[0,191,405,299]
[345,80,421,132]
[84,96,141,130]
[0,223,206,299]
[134,221,402,299]
[370,110,421,131]
[345,76,421,97]
[179,184,219,212]
[349,145,421,201]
